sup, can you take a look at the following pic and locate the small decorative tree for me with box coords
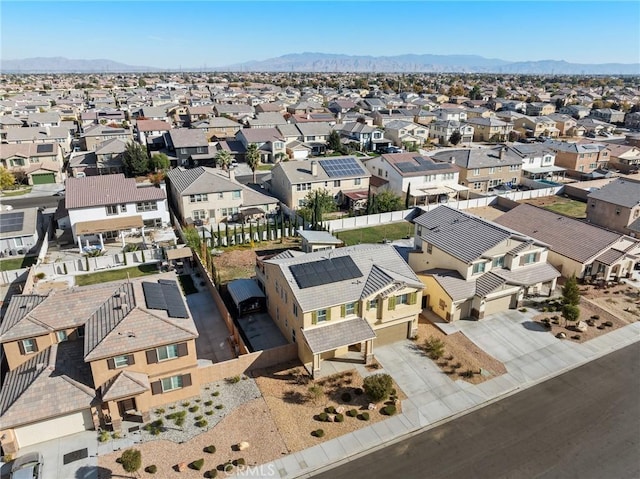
[120,449,142,478]
[561,274,581,327]
[363,373,393,402]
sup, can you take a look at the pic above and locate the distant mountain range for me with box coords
[2,53,639,75]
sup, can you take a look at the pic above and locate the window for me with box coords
[334,180,341,187]
[316,309,327,323]
[472,262,486,274]
[157,344,179,361]
[492,256,505,268]
[509,164,520,171]
[136,201,158,212]
[354,178,361,186]
[189,194,208,203]
[589,163,596,169]
[180,148,188,155]
[345,302,356,315]
[298,199,305,207]
[523,252,537,265]
[143,218,162,228]
[161,375,183,392]
[114,355,129,368]
[192,210,206,220]
[22,338,36,354]
[293,303,298,317]
[56,330,68,342]
[275,142,283,149]
[292,329,296,343]
[218,192,224,199]
[426,243,433,254]
[232,190,241,199]
[473,168,480,176]
[368,299,378,310]
[14,237,24,247]
[615,208,620,216]
[489,167,495,174]
[77,325,85,337]
[396,294,409,305]
[473,182,482,189]
[105,204,118,216]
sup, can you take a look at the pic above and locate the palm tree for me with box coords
[245,143,260,184]
[215,149,232,171]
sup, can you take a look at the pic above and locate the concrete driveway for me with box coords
[186,290,235,363]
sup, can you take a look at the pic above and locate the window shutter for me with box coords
[146,349,158,364]
[107,358,115,370]
[33,340,39,352]
[341,304,346,317]
[366,300,371,311]
[326,309,332,321]
[355,302,360,316]
[182,373,192,388]
[127,354,135,365]
[311,311,317,325]
[151,380,162,395]
[520,255,525,266]
[409,292,417,305]
[18,341,25,355]
[388,296,396,311]
[177,342,188,357]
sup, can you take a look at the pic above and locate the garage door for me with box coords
[483,294,514,317]
[31,173,56,184]
[14,410,93,448]
[374,322,410,347]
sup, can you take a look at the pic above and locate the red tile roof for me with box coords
[65,174,166,209]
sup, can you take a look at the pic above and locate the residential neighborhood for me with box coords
[1,36,640,479]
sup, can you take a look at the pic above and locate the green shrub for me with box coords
[181,402,190,407]
[194,415,203,421]
[227,375,241,384]
[190,459,205,471]
[604,320,613,327]
[363,373,393,402]
[382,405,397,416]
[203,445,216,454]
[347,409,358,417]
[195,398,201,403]
[204,400,213,406]
[591,315,600,320]
[215,404,224,410]
[212,391,220,397]
[423,336,445,359]
[206,470,218,478]
[519,308,528,313]
[318,412,328,422]
[189,406,199,413]
[233,458,246,466]
[341,392,352,402]
[195,419,208,428]
[354,388,363,396]
[120,449,142,475]
[312,429,325,437]
[205,410,214,416]
[145,465,157,474]
[98,430,110,442]
[175,416,185,427]
[335,413,344,422]
[325,406,336,414]
[155,408,165,415]
[358,412,370,421]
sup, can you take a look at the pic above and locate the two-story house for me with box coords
[543,140,610,178]
[0,276,199,453]
[603,143,640,174]
[165,128,209,166]
[559,104,591,119]
[363,153,466,205]
[81,125,133,151]
[236,127,286,163]
[383,120,430,148]
[166,166,279,225]
[64,174,170,251]
[590,108,626,124]
[0,207,43,256]
[269,156,371,210]
[507,143,566,183]
[547,113,578,137]
[430,145,523,194]
[587,178,640,236]
[0,142,65,185]
[4,126,72,155]
[465,117,513,142]
[409,206,560,321]
[513,115,560,139]
[136,120,172,147]
[526,102,556,117]
[257,244,423,377]
[429,120,474,146]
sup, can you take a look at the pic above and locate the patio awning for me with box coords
[101,371,150,402]
[492,263,561,286]
[302,318,376,355]
[522,165,566,174]
[227,279,265,308]
[417,186,453,196]
[75,215,143,235]
[166,247,193,260]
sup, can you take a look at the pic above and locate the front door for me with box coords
[118,398,137,417]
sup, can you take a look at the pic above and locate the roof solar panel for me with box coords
[289,256,362,289]
[36,143,54,153]
[142,280,189,318]
[0,212,25,233]
[142,282,167,310]
[319,158,365,178]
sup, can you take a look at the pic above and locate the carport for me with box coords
[227,278,265,316]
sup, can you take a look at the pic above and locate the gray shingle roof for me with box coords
[494,204,623,263]
[265,244,422,312]
[65,174,166,209]
[302,318,376,354]
[414,206,516,263]
[587,178,640,209]
[0,341,96,429]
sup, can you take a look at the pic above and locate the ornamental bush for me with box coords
[363,373,393,402]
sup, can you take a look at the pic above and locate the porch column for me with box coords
[121,231,126,248]
[141,226,146,247]
[77,235,83,254]
[364,339,374,365]
[312,354,321,378]
[99,233,104,250]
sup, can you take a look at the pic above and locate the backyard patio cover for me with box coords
[227,278,265,308]
[75,215,143,235]
[302,317,376,355]
[166,247,193,260]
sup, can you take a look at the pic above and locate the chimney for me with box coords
[499,146,504,159]
[310,160,318,176]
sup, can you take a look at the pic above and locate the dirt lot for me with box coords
[580,282,640,323]
[416,317,507,383]
[254,363,404,453]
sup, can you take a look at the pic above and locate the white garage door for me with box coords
[484,294,514,317]
[14,410,93,448]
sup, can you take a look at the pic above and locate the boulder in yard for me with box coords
[576,321,588,332]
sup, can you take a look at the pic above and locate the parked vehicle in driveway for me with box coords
[10,452,43,479]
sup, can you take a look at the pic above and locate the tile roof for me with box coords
[302,318,376,354]
[273,156,370,184]
[239,127,284,143]
[414,206,521,263]
[382,152,460,177]
[0,207,38,240]
[0,142,61,160]
[420,268,475,301]
[430,146,522,168]
[265,244,422,312]
[0,341,96,429]
[101,370,150,402]
[587,178,640,209]
[594,248,626,266]
[136,120,172,132]
[492,263,560,285]
[65,174,166,209]
[494,204,622,263]
[167,128,208,148]
[475,272,507,297]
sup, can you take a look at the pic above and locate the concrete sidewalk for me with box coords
[257,312,640,479]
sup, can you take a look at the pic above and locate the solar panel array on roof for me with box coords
[0,212,25,233]
[319,158,365,178]
[36,144,54,153]
[395,157,452,174]
[289,256,362,289]
[142,280,189,318]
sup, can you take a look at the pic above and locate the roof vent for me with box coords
[115,291,127,298]
[119,303,129,311]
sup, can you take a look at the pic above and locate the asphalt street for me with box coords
[1,195,62,210]
[313,342,640,479]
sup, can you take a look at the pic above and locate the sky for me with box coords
[2,1,639,68]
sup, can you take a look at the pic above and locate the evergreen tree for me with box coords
[123,141,150,177]
[405,183,411,209]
